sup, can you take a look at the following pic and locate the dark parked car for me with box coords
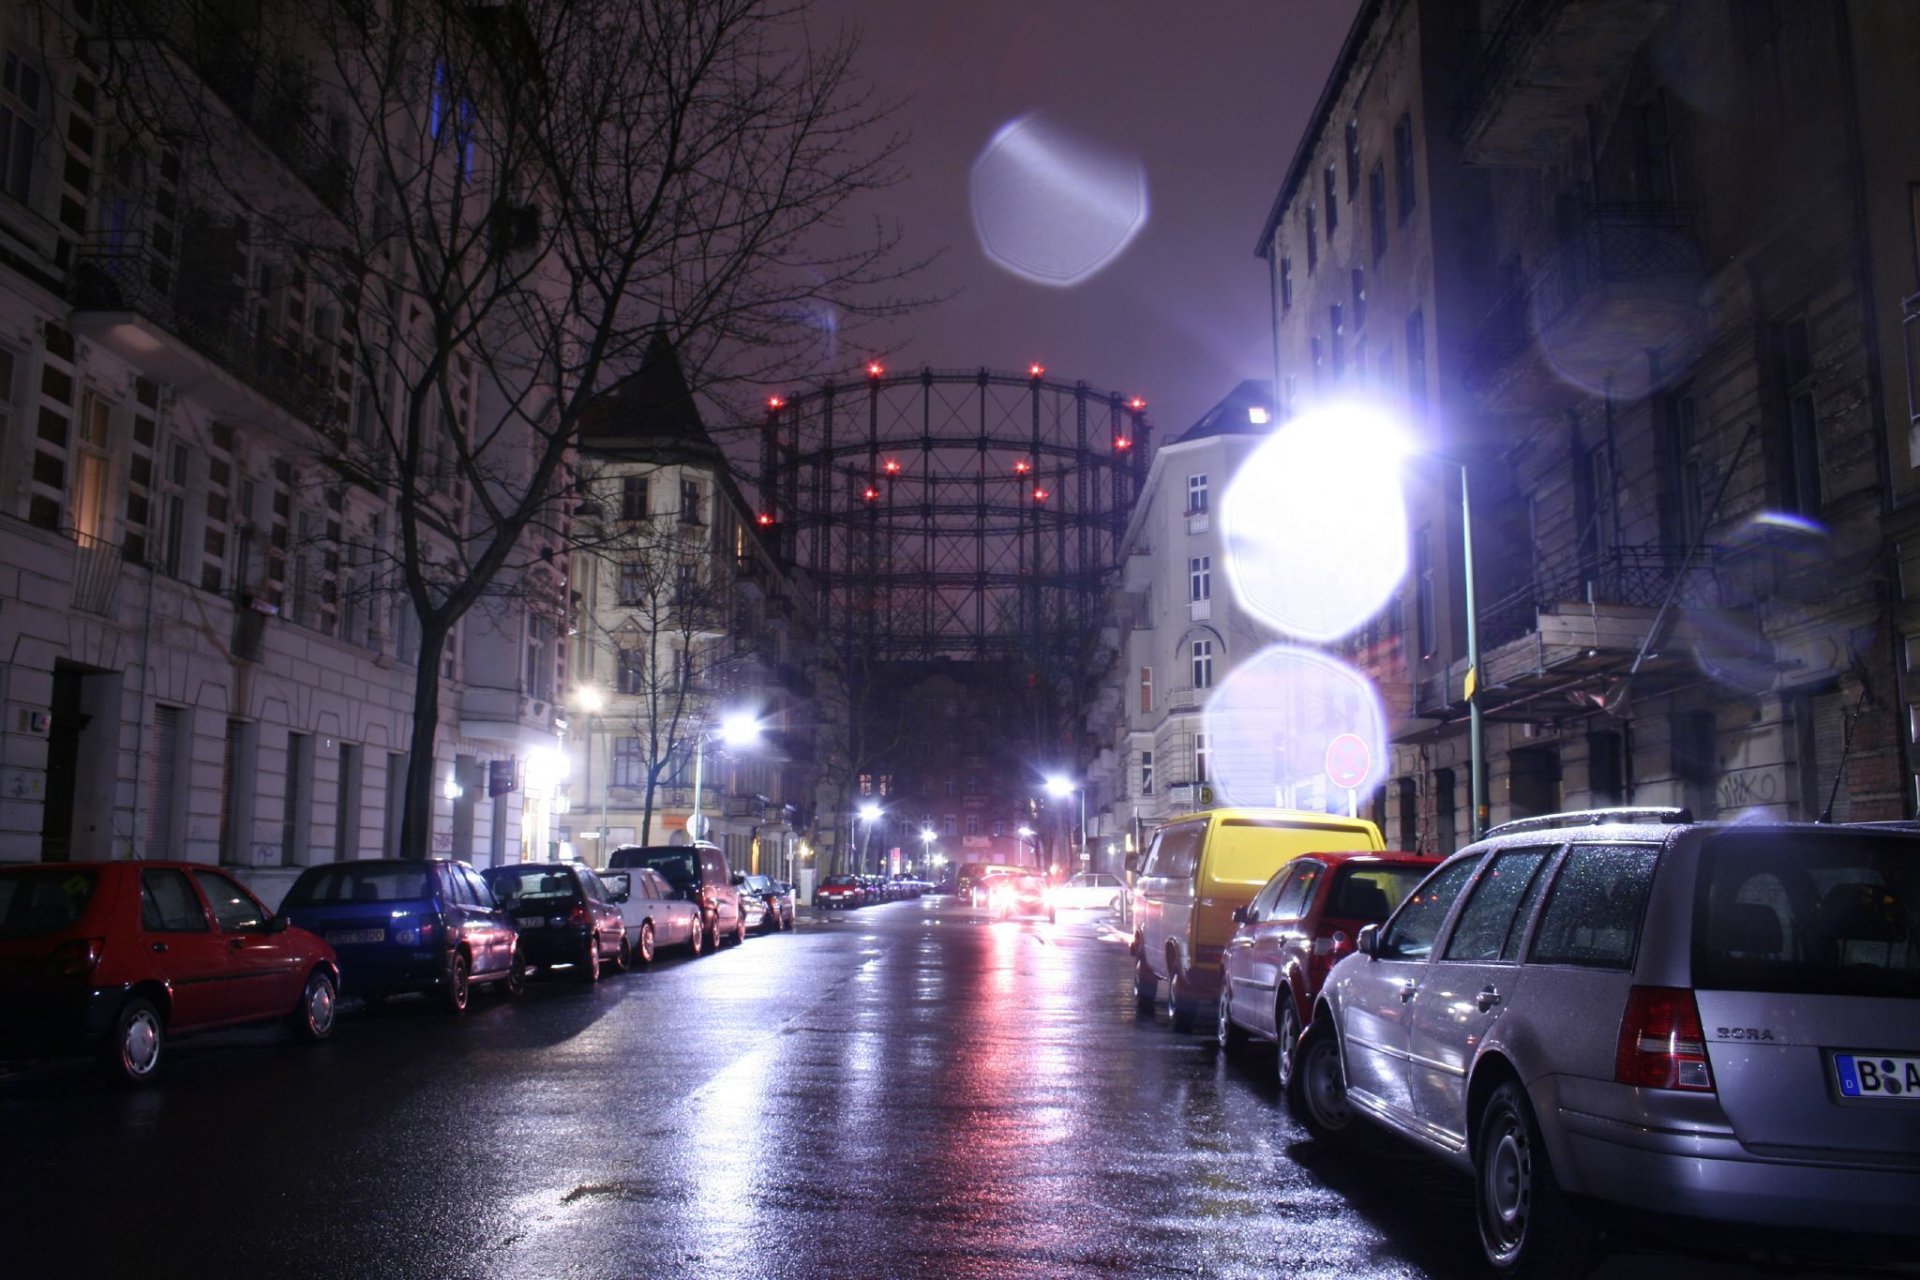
[815,875,865,909]
[740,874,793,931]
[483,863,629,981]
[279,858,522,1013]
[606,843,746,950]
[1216,850,1441,1071]
[0,861,339,1084]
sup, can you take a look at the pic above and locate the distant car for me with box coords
[1215,850,1440,1071]
[815,875,865,909]
[970,868,1016,908]
[956,861,1022,904]
[0,861,340,1084]
[599,865,704,961]
[1047,871,1126,914]
[991,873,1053,923]
[1291,809,1920,1275]
[736,880,768,932]
[606,843,746,950]
[279,858,522,1013]
[740,875,793,931]
[482,863,629,981]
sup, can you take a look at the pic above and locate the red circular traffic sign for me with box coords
[1324,733,1372,789]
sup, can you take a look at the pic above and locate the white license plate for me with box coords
[328,929,385,945]
[1833,1052,1920,1099]
[517,916,547,928]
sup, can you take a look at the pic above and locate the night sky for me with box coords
[796,0,1361,437]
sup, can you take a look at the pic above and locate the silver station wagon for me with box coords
[1288,808,1920,1276]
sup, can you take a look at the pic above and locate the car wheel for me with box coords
[102,996,164,1085]
[733,914,748,947]
[1289,1020,1352,1141]
[1167,969,1199,1033]
[704,916,722,954]
[500,947,527,998]
[1274,999,1301,1091]
[1475,1080,1594,1276]
[1215,979,1247,1054]
[579,934,602,983]
[443,952,472,1014]
[689,919,706,956]
[1132,954,1157,1018]
[636,921,656,964]
[289,969,337,1042]
[611,935,632,974]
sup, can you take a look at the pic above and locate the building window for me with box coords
[1,48,44,204]
[1194,733,1210,784]
[1416,527,1437,659]
[679,478,702,524]
[1323,165,1338,236]
[1369,163,1388,262]
[1141,751,1155,795]
[1191,639,1214,689]
[1673,710,1717,818]
[1658,387,1704,548]
[1774,317,1821,514]
[621,475,649,520]
[1434,767,1456,852]
[943,814,957,836]
[1393,112,1416,223]
[1344,119,1360,199]
[1306,203,1318,273]
[1280,257,1292,310]
[1351,268,1366,329]
[1187,473,1208,514]
[1189,555,1210,603]
[70,393,114,543]
[612,737,645,787]
[618,560,646,604]
[525,614,552,703]
[965,814,980,837]
[1140,666,1153,714]
[616,646,644,694]
[1406,309,1427,407]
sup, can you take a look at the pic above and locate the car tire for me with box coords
[443,952,472,1014]
[1133,954,1158,1018]
[1167,969,1199,1033]
[500,947,527,998]
[1289,1020,1352,1141]
[579,934,602,983]
[1475,1080,1594,1277]
[1215,979,1248,1055]
[636,921,656,964]
[689,919,706,956]
[704,916,722,954]
[734,913,748,947]
[289,969,337,1042]
[611,935,632,974]
[1274,999,1301,1091]
[102,996,164,1085]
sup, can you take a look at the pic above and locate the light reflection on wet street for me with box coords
[1,897,1906,1279]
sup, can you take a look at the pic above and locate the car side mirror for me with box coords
[1356,923,1381,958]
[730,873,745,886]
[266,914,291,934]
[1231,905,1251,926]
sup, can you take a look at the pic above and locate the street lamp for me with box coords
[1045,774,1085,873]
[919,826,936,873]
[689,710,762,844]
[1016,825,1036,867]
[858,801,883,873]
[1453,460,1485,842]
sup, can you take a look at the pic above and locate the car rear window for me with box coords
[1144,821,1205,879]
[1207,820,1376,885]
[1695,831,1920,998]
[283,864,432,906]
[636,852,696,889]
[0,869,96,939]
[487,868,577,902]
[1326,864,1432,923]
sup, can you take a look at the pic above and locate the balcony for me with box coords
[1455,0,1677,167]
[70,530,126,617]
[1463,205,1704,412]
[71,235,335,430]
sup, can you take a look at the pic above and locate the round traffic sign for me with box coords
[1324,732,1371,789]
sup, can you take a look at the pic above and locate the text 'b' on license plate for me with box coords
[1833,1052,1920,1099]
[328,929,385,945]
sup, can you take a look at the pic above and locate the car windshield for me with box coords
[744,875,774,892]
[630,852,696,889]
[283,864,432,906]
[824,875,858,886]
[0,868,96,939]
[485,868,577,903]
[1695,831,1920,999]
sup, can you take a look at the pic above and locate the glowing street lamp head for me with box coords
[1017,826,1034,839]
[1045,775,1073,799]
[718,711,762,749]
[858,802,882,823]
[575,687,605,714]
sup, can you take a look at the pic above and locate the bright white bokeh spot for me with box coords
[1221,401,1409,642]
[969,114,1148,287]
[1204,646,1389,807]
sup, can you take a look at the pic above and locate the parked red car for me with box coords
[0,861,340,1084]
[1214,850,1441,1083]
[814,875,866,909]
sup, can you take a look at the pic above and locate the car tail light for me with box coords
[1615,985,1715,1092]
[1306,930,1351,989]
[43,937,103,982]
[395,913,443,947]
[568,904,588,928]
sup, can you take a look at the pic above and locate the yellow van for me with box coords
[1130,808,1383,1031]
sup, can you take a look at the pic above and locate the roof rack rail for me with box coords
[1483,807,1694,839]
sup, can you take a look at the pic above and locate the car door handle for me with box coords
[230,937,246,949]
[1399,981,1419,1002]
[1476,985,1502,1011]
[151,943,168,953]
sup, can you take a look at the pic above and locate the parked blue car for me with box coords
[278,859,523,1012]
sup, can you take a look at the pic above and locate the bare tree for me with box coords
[84,0,917,854]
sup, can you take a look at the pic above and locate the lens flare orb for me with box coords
[969,114,1148,288]
[1203,645,1388,809]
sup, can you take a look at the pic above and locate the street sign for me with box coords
[1324,733,1371,790]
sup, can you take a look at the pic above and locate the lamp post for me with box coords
[689,710,762,845]
[1016,825,1035,868]
[858,801,883,873]
[919,827,936,875]
[1456,462,1484,842]
[1045,774,1085,875]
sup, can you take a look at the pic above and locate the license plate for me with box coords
[1833,1052,1920,1099]
[517,916,547,928]
[328,929,385,945]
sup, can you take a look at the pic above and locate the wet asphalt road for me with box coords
[1,895,1909,1280]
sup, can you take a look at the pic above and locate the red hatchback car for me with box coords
[0,861,340,1084]
[1214,850,1441,1084]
